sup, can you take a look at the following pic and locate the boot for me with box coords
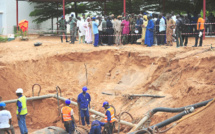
[61,36,63,43]
[66,36,69,42]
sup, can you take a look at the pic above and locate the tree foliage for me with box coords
[85,0,215,15]
[29,2,87,24]
[29,0,215,24]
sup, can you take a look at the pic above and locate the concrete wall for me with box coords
[0,0,58,35]
[0,0,6,35]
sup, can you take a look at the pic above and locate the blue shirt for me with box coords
[105,107,111,122]
[92,21,99,34]
[136,19,143,30]
[89,120,105,134]
[77,93,91,109]
[17,95,23,113]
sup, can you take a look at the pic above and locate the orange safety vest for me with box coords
[197,18,205,30]
[105,107,116,123]
[62,106,72,121]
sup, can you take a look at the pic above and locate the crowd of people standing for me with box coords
[56,11,213,48]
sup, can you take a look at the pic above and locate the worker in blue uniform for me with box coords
[77,86,91,126]
[89,120,105,134]
[103,101,116,134]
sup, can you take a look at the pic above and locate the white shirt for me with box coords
[81,17,86,22]
[159,18,166,32]
[96,20,102,31]
[61,107,74,116]
[0,110,12,129]
[172,15,177,22]
[77,20,86,36]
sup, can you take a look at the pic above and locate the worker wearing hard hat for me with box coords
[16,88,28,134]
[103,101,116,134]
[61,99,76,134]
[77,86,91,126]
[0,102,15,134]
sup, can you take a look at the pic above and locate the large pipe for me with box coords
[2,95,135,127]
[2,94,55,104]
[152,99,213,114]
[128,108,195,134]
[130,99,213,132]
[128,94,165,98]
[151,107,194,129]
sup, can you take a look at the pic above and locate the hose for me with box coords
[131,98,213,132]
[151,108,194,129]
[117,112,134,134]
[110,105,117,116]
[152,126,160,134]
[32,84,42,109]
[158,125,175,133]
[56,86,61,116]
[151,99,213,114]
[148,98,215,133]
[134,129,151,134]
[32,84,42,97]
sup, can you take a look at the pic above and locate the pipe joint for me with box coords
[185,107,195,114]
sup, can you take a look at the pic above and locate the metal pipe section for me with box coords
[128,94,165,98]
[2,94,55,104]
[2,95,135,127]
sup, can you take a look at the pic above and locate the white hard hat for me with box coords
[16,88,23,93]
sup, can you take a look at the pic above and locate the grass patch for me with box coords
[0,36,8,43]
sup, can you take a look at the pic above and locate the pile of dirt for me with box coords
[0,36,215,133]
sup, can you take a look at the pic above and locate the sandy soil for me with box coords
[0,35,215,134]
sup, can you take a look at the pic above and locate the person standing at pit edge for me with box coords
[61,99,76,134]
[92,17,100,47]
[103,101,116,134]
[16,88,28,134]
[77,86,91,126]
[0,102,15,134]
[193,14,205,47]
[57,15,69,43]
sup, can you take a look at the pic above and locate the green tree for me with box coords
[29,2,87,30]
[85,0,215,16]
